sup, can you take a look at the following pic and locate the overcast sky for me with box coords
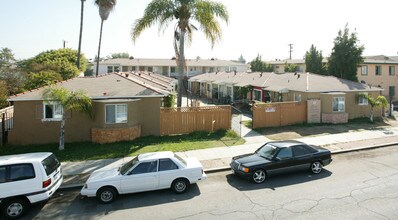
[1,0,398,62]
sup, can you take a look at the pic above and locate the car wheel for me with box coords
[2,198,29,219]
[97,187,117,204]
[311,161,323,174]
[172,179,189,194]
[252,169,266,184]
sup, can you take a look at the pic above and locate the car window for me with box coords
[130,161,158,175]
[159,159,179,171]
[292,145,312,156]
[41,154,60,176]
[256,143,279,159]
[276,148,293,159]
[9,164,35,181]
[0,166,5,183]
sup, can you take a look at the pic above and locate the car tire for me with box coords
[252,169,266,184]
[97,187,117,204]
[1,198,29,219]
[310,161,323,174]
[172,179,189,194]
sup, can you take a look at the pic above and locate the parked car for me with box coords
[0,152,63,219]
[230,140,332,184]
[80,151,207,203]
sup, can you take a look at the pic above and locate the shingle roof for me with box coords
[99,58,248,67]
[189,72,383,93]
[8,73,166,101]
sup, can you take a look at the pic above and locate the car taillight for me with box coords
[43,178,51,188]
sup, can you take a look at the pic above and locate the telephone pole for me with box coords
[288,43,294,59]
[63,40,68,48]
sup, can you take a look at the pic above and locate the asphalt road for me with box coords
[24,146,398,220]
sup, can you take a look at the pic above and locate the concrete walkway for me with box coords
[60,120,398,189]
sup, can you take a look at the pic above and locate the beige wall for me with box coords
[358,63,398,101]
[8,97,161,145]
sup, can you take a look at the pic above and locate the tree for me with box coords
[305,44,326,74]
[131,0,229,107]
[0,80,8,109]
[42,86,92,150]
[0,48,27,95]
[25,71,62,91]
[77,0,86,69]
[24,48,88,80]
[94,0,117,77]
[360,93,388,122]
[0,48,15,68]
[328,25,364,81]
[238,55,246,64]
[250,54,273,72]
[107,52,129,59]
[284,62,297,72]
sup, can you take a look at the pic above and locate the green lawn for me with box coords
[0,130,245,162]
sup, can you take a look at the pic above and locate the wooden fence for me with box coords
[253,102,307,129]
[160,106,231,135]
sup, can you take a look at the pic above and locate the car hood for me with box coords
[233,153,271,166]
[87,167,120,183]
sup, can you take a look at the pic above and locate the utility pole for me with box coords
[288,43,294,59]
[63,40,68,48]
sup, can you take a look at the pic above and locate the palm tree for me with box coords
[94,0,117,77]
[360,93,388,122]
[77,0,86,70]
[131,0,229,107]
[43,86,92,150]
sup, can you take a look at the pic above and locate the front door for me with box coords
[120,160,158,193]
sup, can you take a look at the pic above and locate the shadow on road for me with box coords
[24,185,201,219]
[226,169,332,191]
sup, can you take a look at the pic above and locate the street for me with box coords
[25,146,398,220]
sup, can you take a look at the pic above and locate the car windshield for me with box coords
[120,157,139,175]
[256,143,279,159]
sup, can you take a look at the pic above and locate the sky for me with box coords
[1,0,398,62]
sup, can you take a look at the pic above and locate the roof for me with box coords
[138,151,174,161]
[8,73,167,101]
[0,152,53,166]
[362,55,398,64]
[189,72,383,93]
[268,140,305,148]
[99,58,248,67]
[120,72,176,93]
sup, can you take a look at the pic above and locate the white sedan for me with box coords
[80,151,207,203]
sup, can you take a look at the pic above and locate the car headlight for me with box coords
[239,165,249,173]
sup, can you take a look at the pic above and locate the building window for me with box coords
[114,66,120,73]
[44,102,63,120]
[389,86,395,98]
[207,84,210,92]
[332,97,345,112]
[107,66,113,73]
[361,66,368,76]
[358,93,368,105]
[170,67,176,73]
[253,89,262,101]
[375,66,382,75]
[122,66,129,72]
[148,67,153,72]
[294,94,301,102]
[139,66,145,71]
[106,104,127,124]
[131,66,136,71]
[209,67,214,72]
[389,66,395,76]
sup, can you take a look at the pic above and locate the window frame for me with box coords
[43,102,63,121]
[358,93,368,106]
[253,89,262,101]
[332,97,345,112]
[130,160,158,175]
[7,163,36,182]
[105,103,128,124]
[361,65,368,76]
[276,147,293,160]
[294,93,302,102]
[375,65,382,75]
[389,66,395,76]
[158,158,179,172]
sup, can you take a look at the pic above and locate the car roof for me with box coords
[268,140,306,148]
[138,151,174,161]
[0,152,53,166]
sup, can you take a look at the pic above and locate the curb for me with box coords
[58,142,398,190]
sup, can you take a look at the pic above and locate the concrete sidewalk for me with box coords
[60,123,398,189]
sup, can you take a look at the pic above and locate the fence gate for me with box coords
[231,106,242,137]
[0,106,14,146]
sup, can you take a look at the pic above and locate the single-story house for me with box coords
[188,71,384,123]
[7,73,170,145]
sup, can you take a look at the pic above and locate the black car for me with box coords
[230,140,332,183]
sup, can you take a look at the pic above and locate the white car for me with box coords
[80,151,207,203]
[0,152,63,219]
